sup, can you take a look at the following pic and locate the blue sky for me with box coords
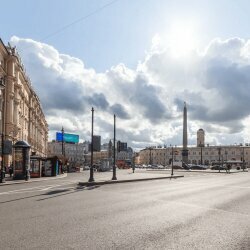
[2,0,250,148]
[1,0,250,72]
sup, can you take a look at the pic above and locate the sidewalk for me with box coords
[147,169,247,174]
[0,173,68,186]
[78,169,184,186]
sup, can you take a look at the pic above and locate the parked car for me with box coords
[157,164,164,169]
[183,163,191,170]
[211,165,226,170]
[83,166,90,170]
[172,165,184,169]
[190,165,207,170]
[151,164,158,169]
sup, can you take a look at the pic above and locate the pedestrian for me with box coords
[9,166,13,177]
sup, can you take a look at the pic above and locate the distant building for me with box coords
[84,150,109,164]
[48,141,88,168]
[117,146,133,160]
[137,127,250,168]
[117,141,127,152]
[85,140,133,164]
[197,129,205,147]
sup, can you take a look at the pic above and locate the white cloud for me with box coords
[10,35,250,149]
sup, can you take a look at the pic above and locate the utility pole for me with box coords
[242,146,245,171]
[61,127,64,156]
[88,107,95,182]
[149,147,152,165]
[171,146,174,176]
[112,114,117,180]
[0,77,6,183]
[200,146,203,165]
[218,147,221,173]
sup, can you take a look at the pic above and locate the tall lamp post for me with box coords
[61,126,64,156]
[61,126,65,173]
[171,146,174,176]
[0,77,5,183]
[200,146,203,165]
[149,147,153,165]
[218,147,221,173]
[112,114,117,180]
[242,146,245,171]
[88,107,95,182]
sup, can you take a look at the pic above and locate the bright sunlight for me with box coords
[167,21,199,58]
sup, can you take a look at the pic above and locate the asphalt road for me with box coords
[0,170,250,249]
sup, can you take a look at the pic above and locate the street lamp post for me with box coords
[132,153,135,173]
[61,126,64,157]
[61,126,65,173]
[148,147,153,165]
[0,77,5,183]
[218,147,221,173]
[242,146,245,171]
[200,146,203,165]
[88,107,95,182]
[112,114,117,180]
[171,146,174,176]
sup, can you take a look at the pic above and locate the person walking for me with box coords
[9,167,13,177]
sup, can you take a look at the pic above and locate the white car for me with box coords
[83,166,90,170]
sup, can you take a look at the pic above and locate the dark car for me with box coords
[190,165,207,170]
[183,163,191,170]
[211,165,226,170]
[172,165,184,169]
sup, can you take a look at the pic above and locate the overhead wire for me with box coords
[15,0,120,51]
[40,0,120,42]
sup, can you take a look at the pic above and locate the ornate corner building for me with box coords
[0,39,48,165]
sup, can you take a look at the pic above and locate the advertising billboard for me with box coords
[93,135,101,152]
[56,132,79,143]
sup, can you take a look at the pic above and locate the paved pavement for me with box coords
[0,173,68,186]
[1,170,250,249]
[0,169,184,186]
[1,167,242,186]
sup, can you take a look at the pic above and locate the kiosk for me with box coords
[43,156,62,177]
[30,155,43,178]
[13,141,31,180]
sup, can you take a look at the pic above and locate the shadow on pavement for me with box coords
[36,185,101,201]
[0,185,101,204]
[0,194,42,204]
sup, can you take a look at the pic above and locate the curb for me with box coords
[0,173,68,186]
[146,169,245,174]
[78,175,184,186]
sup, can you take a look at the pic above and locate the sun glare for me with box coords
[167,22,199,58]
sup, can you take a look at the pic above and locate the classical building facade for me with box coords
[136,145,250,167]
[48,141,87,168]
[0,39,48,166]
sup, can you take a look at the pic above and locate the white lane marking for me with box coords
[0,180,80,195]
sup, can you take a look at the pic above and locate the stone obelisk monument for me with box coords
[182,102,188,164]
